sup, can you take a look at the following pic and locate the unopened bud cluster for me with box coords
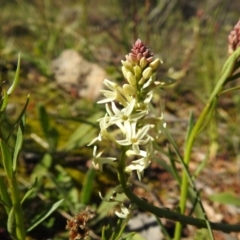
[89,39,163,179]
[228,20,240,55]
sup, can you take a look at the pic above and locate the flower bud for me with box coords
[149,58,162,70]
[122,66,129,79]
[126,71,136,85]
[228,20,240,55]
[133,65,142,79]
[123,84,136,95]
[140,57,148,69]
[121,60,133,70]
[142,67,153,80]
[137,53,142,61]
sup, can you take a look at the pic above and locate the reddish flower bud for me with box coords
[125,39,154,65]
[228,20,240,55]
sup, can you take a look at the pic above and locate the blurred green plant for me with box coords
[0,54,64,240]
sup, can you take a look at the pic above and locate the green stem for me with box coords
[10,174,26,240]
[117,160,240,232]
[174,48,240,240]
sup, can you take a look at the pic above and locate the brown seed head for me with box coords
[66,209,95,240]
[125,39,154,65]
[228,20,240,55]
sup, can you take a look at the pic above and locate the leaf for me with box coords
[0,177,12,213]
[7,207,16,238]
[21,177,38,204]
[209,192,240,206]
[0,140,13,179]
[38,105,59,151]
[80,168,95,205]
[7,53,21,95]
[101,225,108,240]
[47,127,59,152]
[185,112,194,144]
[38,105,50,138]
[13,115,25,171]
[123,233,146,240]
[6,94,30,143]
[158,76,176,86]
[0,89,9,112]
[122,232,136,240]
[27,198,64,232]
[110,218,125,240]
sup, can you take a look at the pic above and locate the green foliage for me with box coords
[210,192,240,207]
[27,198,64,232]
[0,56,64,240]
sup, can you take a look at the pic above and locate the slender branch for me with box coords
[118,170,240,233]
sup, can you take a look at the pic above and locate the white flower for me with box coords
[115,204,130,218]
[88,114,113,146]
[107,99,147,134]
[92,146,117,171]
[117,121,151,154]
[97,79,128,106]
[125,143,153,179]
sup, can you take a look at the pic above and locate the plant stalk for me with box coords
[118,158,240,232]
[10,174,26,240]
[174,47,240,240]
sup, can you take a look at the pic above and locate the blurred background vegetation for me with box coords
[1,0,240,239]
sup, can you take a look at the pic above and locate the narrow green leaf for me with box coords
[6,94,30,143]
[158,76,176,86]
[162,126,214,239]
[38,105,50,138]
[80,168,95,205]
[7,207,16,237]
[7,53,21,95]
[168,147,181,183]
[155,216,172,240]
[21,177,38,204]
[210,192,240,206]
[0,177,12,213]
[27,198,64,232]
[111,216,133,240]
[0,89,9,112]
[13,115,25,171]
[47,127,59,152]
[101,225,107,240]
[110,218,124,240]
[0,140,13,179]
[185,112,194,144]
[193,153,208,178]
[129,233,146,240]
[122,233,136,240]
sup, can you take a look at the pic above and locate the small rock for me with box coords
[51,49,106,100]
[127,212,164,240]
